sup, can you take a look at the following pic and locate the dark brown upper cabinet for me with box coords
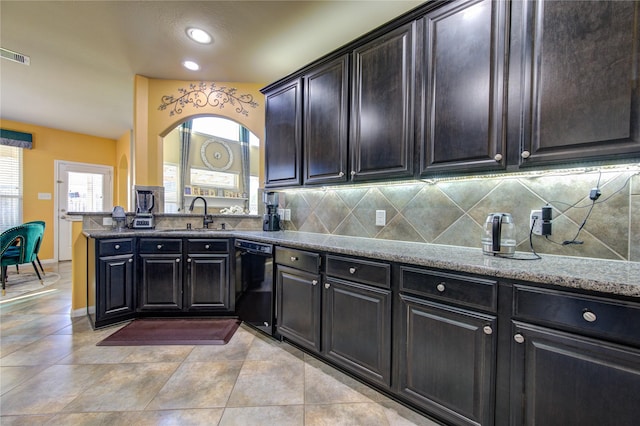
[350,21,416,182]
[509,0,640,167]
[264,78,303,187]
[304,55,350,185]
[419,0,509,175]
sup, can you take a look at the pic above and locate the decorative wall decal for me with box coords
[158,82,259,117]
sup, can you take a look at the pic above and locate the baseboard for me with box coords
[70,307,86,318]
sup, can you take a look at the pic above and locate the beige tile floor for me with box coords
[1,262,439,425]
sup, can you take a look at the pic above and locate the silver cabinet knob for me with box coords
[436,283,446,292]
[324,282,330,289]
[582,310,597,322]
[349,267,357,274]
[205,244,210,249]
[521,150,531,159]
[128,259,133,263]
[114,244,120,250]
[351,171,356,176]
[290,256,298,262]
[338,172,344,177]
[157,244,163,250]
[187,258,192,263]
[483,326,493,335]
[176,258,180,263]
[494,153,503,162]
[312,280,318,286]
[514,333,525,344]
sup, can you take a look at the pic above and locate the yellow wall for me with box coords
[0,119,119,260]
[135,76,266,187]
[115,131,132,209]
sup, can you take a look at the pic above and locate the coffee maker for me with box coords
[132,189,155,229]
[263,191,281,231]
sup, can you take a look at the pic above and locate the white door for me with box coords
[56,161,113,261]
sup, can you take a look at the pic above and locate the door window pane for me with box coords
[67,172,104,212]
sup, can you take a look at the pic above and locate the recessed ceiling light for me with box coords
[186,27,212,44]
[183,60,200,71]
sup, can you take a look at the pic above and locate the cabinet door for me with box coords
[351,21,415,181]
[264,78,302,187]
[304,55,350,185]
[509,0,640,166]
[420,0,508,174]
[510,322,640,426]
[397,294,496,426]
[323,277,392,387]
[186,254,230,311]
[276,264,321,352]
[138,254,182,311]
[97,254,135,323]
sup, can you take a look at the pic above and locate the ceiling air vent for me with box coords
[1,48,30,65]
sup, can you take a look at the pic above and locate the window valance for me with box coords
[0,129,32,149]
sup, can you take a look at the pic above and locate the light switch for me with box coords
[375,210,386,226]
[38,192,52,200]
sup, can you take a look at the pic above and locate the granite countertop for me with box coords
[83,229,640,299]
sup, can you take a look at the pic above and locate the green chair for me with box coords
[1,222,45,296]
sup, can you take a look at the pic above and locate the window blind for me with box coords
[0,145,22,231]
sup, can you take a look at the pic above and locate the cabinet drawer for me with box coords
[514,285,640,347]
[326,255,390,289]
[98,238,134,256]
[187,238,229,254]
[139,238,182,254]
[275,246,320,273]
[400,266,497,312]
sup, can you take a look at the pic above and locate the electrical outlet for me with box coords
[375,210,386,226]
[530,210,542,235]
[284,209,291,221]
[278,208,285,218]
[103,217,113,226]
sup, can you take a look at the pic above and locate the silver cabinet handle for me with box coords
[324,283,330,289]
[582,310,597,322]
[521,150,531,159]
[114,244,120,250]
[290,256,298,262]
[205,244,210,249]
[312,280,318,286]
[349,267,357,274]
[483,326,493,335]
[494,153,503,162]
[176,258,180,263]
[436,282,446,292]
[157,244,163,250]
[514,333,525,344]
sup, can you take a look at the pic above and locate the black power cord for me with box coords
[545,171,635,247]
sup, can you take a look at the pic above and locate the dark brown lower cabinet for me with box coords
[510,321,640,426]
[186,254,230,311]
[397,294,497,426]
[276,264,321,352]
[323,277,392,387]
[138,253,183,311]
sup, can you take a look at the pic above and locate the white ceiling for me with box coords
[0,0,423,140]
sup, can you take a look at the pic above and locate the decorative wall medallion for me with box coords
[201,139,234,171]
[158,82,259,117]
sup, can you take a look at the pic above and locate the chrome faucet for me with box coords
[188,196,214,228]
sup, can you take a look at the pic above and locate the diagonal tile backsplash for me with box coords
[279,167,640,262]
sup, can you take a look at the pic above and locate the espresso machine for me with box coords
[263,191,281,231]
[132,189,155,229]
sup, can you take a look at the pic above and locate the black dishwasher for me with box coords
[234,239,276,337]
